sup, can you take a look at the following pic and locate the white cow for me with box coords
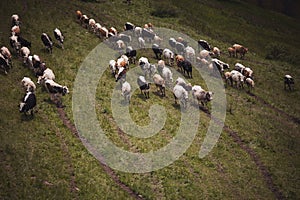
[173,84,188,109]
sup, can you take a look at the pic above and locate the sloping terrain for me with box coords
[0,0,299,199]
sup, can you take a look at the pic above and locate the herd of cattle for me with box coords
[0,11,295,116]
[0,14,70,115]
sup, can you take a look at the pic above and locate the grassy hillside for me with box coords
[0,0,299,199]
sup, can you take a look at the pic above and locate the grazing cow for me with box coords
[153,74,166,97]
[157,59,165,75]
[115,66,127,83]
[10,35,21,53]
[192,85,213,107]
[245,77,255,91]
[175,77,192,91]
[232,44,248,58]
[230,70,244,88]
[11,14,21,27]
[125,46,137,64]
[80,14,89,28]
[161,66,173,86]
[175,41,185,55]
[154,35,163,45]
[109,27,118,36]
[11,25,20,36]
[54,28,64,49]
[212,47,220,57]
[152,44,163,60]
[116,40,126,54]
[168,37,176,51]
[177,59,193,78]
[88,18,96,32]
[109,59,117,76]
[211,58,230,73]
[116,55,129,70]
[184,46,196,62]
[0,53,10,74]
[198,40,211,51]
[94,23,102,36]
[243,67,253,78]
[99,27,109,38]
[175,55,185,72]
[162,48,175,66]
[137,76,151,99]
[44,79,69,107]
[19,91,36,115]
[19,47,30,64]
[134,26,143,36]
[0,46,12,66]
[228,47,235,57]
[18,36,31,48]
[21,77,36,92]
[139,57,155,79]
[37,68,55,84]
[199,49,210,60]
[234,62,246,72]
[284,75,294,90]
[173,84,188,109]
[141,28,155,43]
[138,37,145,48]
[124,22,135,31]
[121,81,131,102]
[41,33,53,53]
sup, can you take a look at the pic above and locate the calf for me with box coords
[41,33,53,53]
[19,91,37,115]
[284,75,294,90]
[137,76,150,99]
[54,28,64,49]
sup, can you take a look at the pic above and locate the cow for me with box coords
[125,46,137,64]
[228,47,235,57]
[11,25,20,36]
[76,10,83,21]
[173,84,188,109]
[184,46,196,62]
[54,28,64,49]
[229,70,245,88]
[0,46,12,66]
[284,75,294,90]
[232,44,248,59]
[99,27,109,38]
[152,44,163,60]
[211,58,230,73]
[0,53,10,74]
[177,59,193,78]
[80,14,89,28]
[138,37,145,48]
[41,33,53,53]
[11,14,21,27]
[124,22,135,31]
[19,47,30,64]
[175,77,192,91]
[137,76,151,99]
[118,33,131,44]
[88,18,96,32]
[153,74,165,97]
[162,48,175,66]
[212,47,220,57]
[245,77,255,91]
[109,59,117,76]
[21,77,36,92]
[198,40,211,51]
[168,37,176,51]
[161,66,173,86]
[109,27,118,36]
[19,91,36,115]
[116,40,126,55]
[10,35,21,54]
[115,66,126,83]
[121,81,131,102]
[17,36,31,48]
[141,28,155,43]
[134,26,143,36]
[192,85,213,108]
[37,68,55,85]
[44,79,69,107]
[175,41,185,55]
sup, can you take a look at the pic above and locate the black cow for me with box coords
[18,36,31,48]
[0,53,10,74]
[41,33,53,53]
[198,39,211,51]
[152,44,163,60]
[125,46,137,64]
[178,60,193,78]
[19,91,36,115]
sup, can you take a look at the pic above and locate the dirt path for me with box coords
[56,108,144,200]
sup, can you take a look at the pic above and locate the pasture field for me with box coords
[0,0,299,199]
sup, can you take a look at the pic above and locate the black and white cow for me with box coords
[11,14,21,27]
[152,44,163,60]
[41,33,53,53]
[137,76,151,99]
[125,46,137,64]
[53,28,64,49]
[198,39,211,51]
[0,53,10,74]
[212,58,230,73]
[19,91,36,115]
[284,75,294,91]
[45,79,69,107]
[124,22,135,31]
[10,35,21,54]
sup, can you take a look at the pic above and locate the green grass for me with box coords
[0,0,299,199]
